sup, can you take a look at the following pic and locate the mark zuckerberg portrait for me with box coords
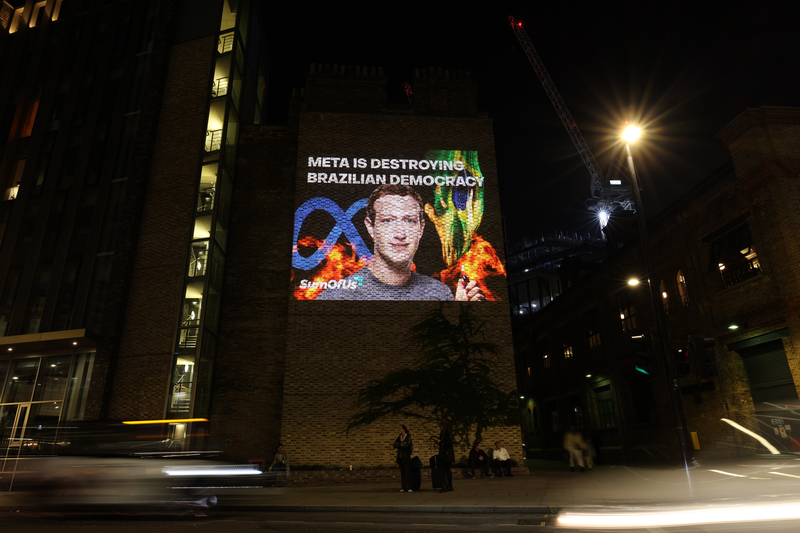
[316,184,483,301]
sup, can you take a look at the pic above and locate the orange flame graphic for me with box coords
[433,236,506,301]
[293,237,369,300]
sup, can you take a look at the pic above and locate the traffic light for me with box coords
[689,336,716,379]
[632,333,659,377]
[674,347,690,376]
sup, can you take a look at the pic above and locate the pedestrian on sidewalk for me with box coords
[434,419,455,493]
[583,437,596,471]
[394,424,414,492]
[491,441,513,477]
[268,443,290,477]
[563,426,585,472]
[468,442,493,478]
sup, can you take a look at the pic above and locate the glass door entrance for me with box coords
[0,403,30,490]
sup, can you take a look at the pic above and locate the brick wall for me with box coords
[517,107,800,463]
[107,36,215,420]
[280,105,520,467]
[208,123,297,459]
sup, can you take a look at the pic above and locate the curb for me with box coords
[215,504,561,514]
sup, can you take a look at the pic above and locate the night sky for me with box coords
[261,1,798,245]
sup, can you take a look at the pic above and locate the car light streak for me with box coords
[558,501,800,528]
[720,418,780,454]
[708,469,747,477]
[161,465,262,476]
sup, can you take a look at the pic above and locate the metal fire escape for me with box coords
[508,16,633,215]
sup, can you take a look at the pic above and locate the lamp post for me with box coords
[623,126,696,474]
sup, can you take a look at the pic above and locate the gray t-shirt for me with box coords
[315,267,454,301]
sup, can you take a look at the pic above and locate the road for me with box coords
[1,511,799,533]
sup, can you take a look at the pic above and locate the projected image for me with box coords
[291,150,506,301]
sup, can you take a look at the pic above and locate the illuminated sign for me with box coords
[291,150,506,301]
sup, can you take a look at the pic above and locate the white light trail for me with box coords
[558,501,800,528]
[720,418,780,454]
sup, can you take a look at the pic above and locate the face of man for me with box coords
[495,442,501,450]
[365,194,424,274]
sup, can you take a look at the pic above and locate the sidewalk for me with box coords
[3,456,800,515]
[215,456,800,514]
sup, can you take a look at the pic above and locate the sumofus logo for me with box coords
[300,277,362,290]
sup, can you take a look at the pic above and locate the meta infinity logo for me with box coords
[292,197,372,270]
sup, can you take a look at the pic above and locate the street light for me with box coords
[623,126,696,476]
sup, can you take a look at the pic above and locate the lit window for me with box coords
[8,7,23,33]
[660,280,669,314]
[585,308,601,348]
[4,158,25,201]
[29,2,46,29]
[709,222,761,288]
[21,99,39,138]
[676,270,689,307]
[561,329,573,359]
[617,291,638,331]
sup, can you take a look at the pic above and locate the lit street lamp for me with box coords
[623,126,696,476]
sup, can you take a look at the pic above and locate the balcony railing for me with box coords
[721,260,761,288]
[212,77,229,98]
[218,33,234,54]
[205,129,222,152]
[197,186,215,213]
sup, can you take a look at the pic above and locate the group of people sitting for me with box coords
[467,440,514,478]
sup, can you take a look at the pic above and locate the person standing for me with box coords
[434,419,455,493]
[468,442,493,478]
[268,443,289,477]
[563,426,586,472]
[393,424,414,492]
[492,441,513,477]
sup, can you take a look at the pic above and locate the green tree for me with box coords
[345,305,518,450]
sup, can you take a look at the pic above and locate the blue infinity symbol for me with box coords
[292,197,371,270]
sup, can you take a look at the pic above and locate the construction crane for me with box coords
[508,16,633,221]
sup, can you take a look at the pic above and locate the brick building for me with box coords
[515,107,800,464]
[221,64,521,467]
[0,0,520,479]
[0,0,267,487]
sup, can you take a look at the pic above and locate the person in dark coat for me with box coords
[468,442,493,478]
[434,419,455,492]
[393,424,414,492]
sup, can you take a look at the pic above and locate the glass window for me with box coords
[203,245,225,333]
[188,241,209,278]
[677,270,690,307]
[660,280,669,314]
[2,358,40,403]
[597,399,615,428]
[84,254,114,332]
[214,167,232,251]
[20,99,39,138]
[167,355,195,416]
[194,330,216,418]
[21,264,51,334]
[220,0,238,32]
[33,355,72,401]
[0,359,8,398]
[617,291,638,331]
[561,328,573,359]
[24,402,62,456]
[63,353,94,421]
[540,339,550,369]
[711,223,761,288]
[585,308,601,348]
